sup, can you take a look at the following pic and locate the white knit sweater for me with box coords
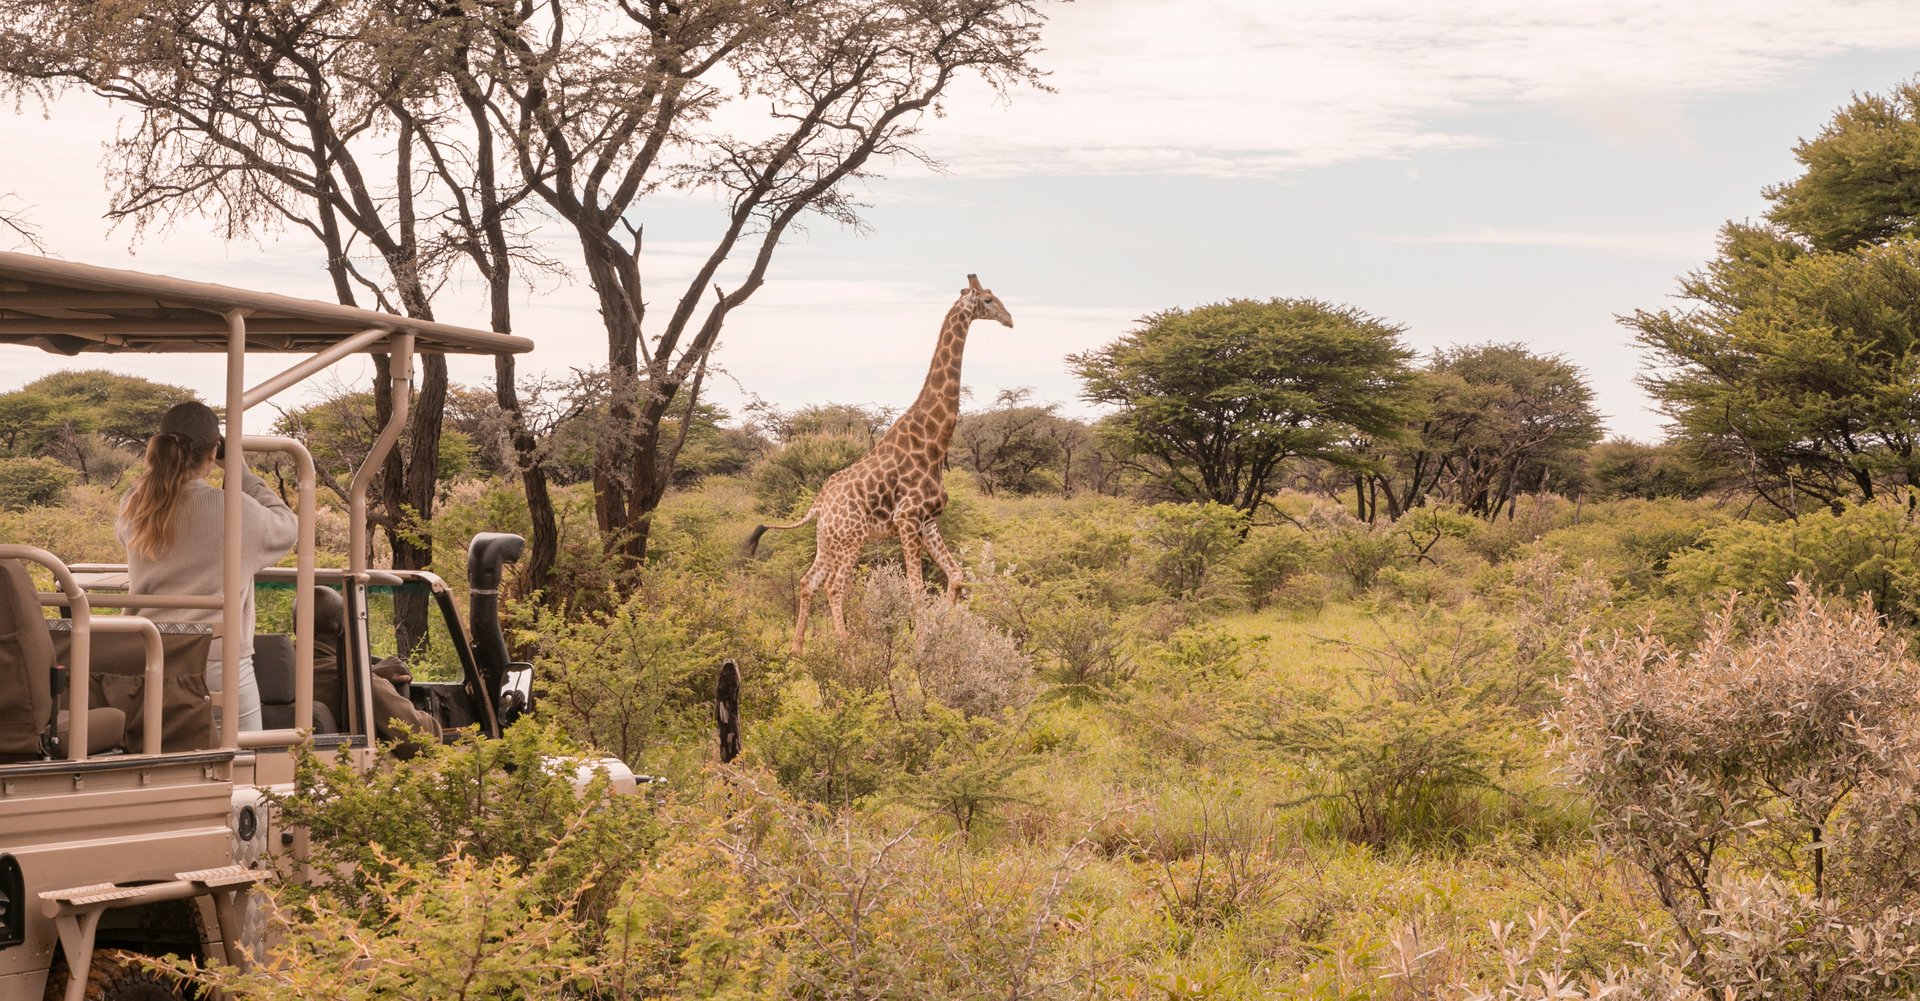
[117,471,299,664]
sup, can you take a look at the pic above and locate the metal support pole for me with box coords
[86,617,164,755]
[0,545,92,761]
[241,328,386,411]
[348,334,412,738]
[221,311,247,748]
[244,436,316,734]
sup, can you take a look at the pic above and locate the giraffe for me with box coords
[747,274,1014,654]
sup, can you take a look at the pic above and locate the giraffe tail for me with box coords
[745,507,817,556]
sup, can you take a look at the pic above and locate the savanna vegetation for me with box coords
[9,24,1920,1001]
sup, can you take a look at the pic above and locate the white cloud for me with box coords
[1382,227,1719,258]
[2,0,1912,441]
[919,0,1920,178]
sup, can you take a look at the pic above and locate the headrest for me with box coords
[313,585,344,639]
[0,560,54,674]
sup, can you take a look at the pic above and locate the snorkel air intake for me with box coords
[467,532,525,703]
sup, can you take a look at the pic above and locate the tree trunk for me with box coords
[372,352,446,657]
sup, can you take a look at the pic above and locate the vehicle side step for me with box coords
[38,867,272,1001]
[176,864,268,889]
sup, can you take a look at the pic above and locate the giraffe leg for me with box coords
[896,519,926,598]
[792,552,829,656]
[919,520,966,601]
[825,548,859,640]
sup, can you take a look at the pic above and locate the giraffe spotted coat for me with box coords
[748,275,1014,654]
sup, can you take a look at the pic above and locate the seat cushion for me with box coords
[49,705,126,757]
[83,706,125,755]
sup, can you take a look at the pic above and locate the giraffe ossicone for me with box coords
[747,275,1015,655]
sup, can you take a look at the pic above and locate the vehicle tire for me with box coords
[41,948,186,1001]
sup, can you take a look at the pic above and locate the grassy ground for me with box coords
[9,473,1678,997]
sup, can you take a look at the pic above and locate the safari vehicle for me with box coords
[0,252,733,1000]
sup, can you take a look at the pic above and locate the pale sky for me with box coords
[4,0,1920,440]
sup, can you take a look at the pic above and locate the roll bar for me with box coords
[0,545,167,759]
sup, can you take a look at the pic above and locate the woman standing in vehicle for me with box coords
[117,401,297,732]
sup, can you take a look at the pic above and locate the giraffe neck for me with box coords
[881,298,974,465]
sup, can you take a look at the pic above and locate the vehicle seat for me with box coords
[0,559,125,762]
[256,633,337,733]
[46,618,212,753]
[311,586,346,733]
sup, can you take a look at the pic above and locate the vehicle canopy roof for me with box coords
[0,251,529,356]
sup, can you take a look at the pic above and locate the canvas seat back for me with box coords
[48,620,212,753]
[0,560,128,759]
[0,559,55,761]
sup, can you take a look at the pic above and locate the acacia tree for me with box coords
[461,0,1053,566]
[1359,344,1601,521]
[954,389,1074,496]
[0,0,562,641]
[1633,82,1920,517]
[1766,78,1920,252]
[1071,298,1418,516]
[1631,225,1920,513]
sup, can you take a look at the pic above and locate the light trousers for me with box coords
[205,654,262,733]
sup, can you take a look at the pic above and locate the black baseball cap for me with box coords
[157,401,223,452]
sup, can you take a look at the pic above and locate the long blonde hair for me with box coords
[122,433,214,559]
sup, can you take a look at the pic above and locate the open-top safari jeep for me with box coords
[0,251,735,1000]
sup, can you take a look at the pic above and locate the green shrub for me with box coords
[606,771,1098,998]
[1136,501,1245,596]
[1320,520,1399,592]
[755,679,895,808]
[1461,495,1577,563]
[898,705,1038,836]
[1498,551,1615,699]
[272,719,660,933]
[0,455,74,509]
[1025,590,1136,694]
[512,569,747,771]
[1522,498,1725,594]
[205,765,1098,1000]
[1111,625,1263,765]
[0,482,124,562]
[752,433,868,515]
[1240,610,1535,847]
[1664,498,1920,623]
[1229,527,1314,608]
[1137,785,1287,930]
[179,847,597,998]
[1392,506,1480,563]
[1372,562,1467,607]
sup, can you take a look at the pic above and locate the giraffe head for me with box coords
[960,273,1014,328]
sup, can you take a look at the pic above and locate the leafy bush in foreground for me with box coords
[1241,609,1537,847]
[1550,588,1920,998]
[272,720,659,934]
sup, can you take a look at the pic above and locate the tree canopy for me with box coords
[1631,224,1920,512]
[1071,298,1418,515]
[1360,343,1603,521]
[0,371,197,482]
[1766,79,1920,252]
[0,0,1056,589]
[953,389,1084,497]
